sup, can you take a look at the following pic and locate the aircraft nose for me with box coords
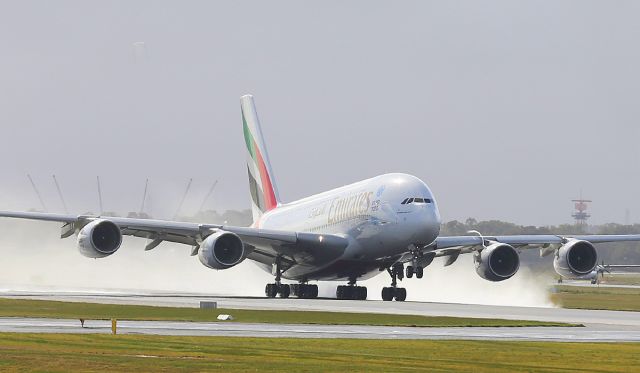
[414,203,440,243]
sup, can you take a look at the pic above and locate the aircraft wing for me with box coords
[0,211,349,267]
[422,234,640,266]
[433,234,640,250]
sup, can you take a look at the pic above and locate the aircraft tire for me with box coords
[406,266,414,278]
[265,283,277,298]
[308,284,318,298]
[358,286,367,300]
[394,288,407,301]
[279,284,290,298]
[381,287,394,301]
[415,266,424,279]
[336,285,345,299]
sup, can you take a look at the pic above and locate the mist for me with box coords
[0,219,553,307]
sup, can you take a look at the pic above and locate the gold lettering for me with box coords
[327,198,338,224]
[363,192,372,213]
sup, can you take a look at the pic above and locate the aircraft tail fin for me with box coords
[241,95,280,223]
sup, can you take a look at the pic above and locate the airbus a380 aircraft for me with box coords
[3,95,640,301]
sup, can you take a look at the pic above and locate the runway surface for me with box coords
[1,291,640,341]
[1,317,639,341]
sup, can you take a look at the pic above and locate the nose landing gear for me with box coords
[382,263,407,301]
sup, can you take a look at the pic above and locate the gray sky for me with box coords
[0,1,639,225]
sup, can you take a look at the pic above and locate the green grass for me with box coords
[601,274,640,286]
[0,298,571,327]
[0,333,638,372]
[552,285,640,312]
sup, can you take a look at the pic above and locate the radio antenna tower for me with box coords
[173,178,193,220]
[140,178,149,214]
[52,174,69,214]
[27,174,47,212]
[96,176,104,215]
[572,191,592,226]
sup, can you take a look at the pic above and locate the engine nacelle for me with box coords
[553,239,598,279]
[77,219,122,258]
[474,243,520,282]
[198,231,246,270]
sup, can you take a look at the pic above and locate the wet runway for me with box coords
[1,291,640,341]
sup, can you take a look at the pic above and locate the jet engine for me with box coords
[198,231,246,270]
[77,219,122,258]
[474,243,520,281]
[553,239,598,279]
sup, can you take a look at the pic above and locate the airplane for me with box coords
[3,94,640,301]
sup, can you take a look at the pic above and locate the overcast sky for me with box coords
[0,1,639,225]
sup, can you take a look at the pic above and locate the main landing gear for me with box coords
[266,283,319,299]
[265,283,289,298]
[265,257,318,299]
[265,256,289,298]
[336,278,367,300]
[291,283,319,299]
[382,263,407,301]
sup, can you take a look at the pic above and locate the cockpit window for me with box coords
[402,197,432,205]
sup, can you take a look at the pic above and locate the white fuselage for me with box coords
[255,173,441,281]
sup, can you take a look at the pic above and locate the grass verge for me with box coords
[0,333,638,372]
[552,285,640,312]
[0,298,573,327]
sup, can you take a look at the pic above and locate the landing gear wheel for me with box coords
[337,285,367,300]
[406,266,414,278]
[298,284,318,299]
[265,283,277,298]
[279,284,290,298]
[415,266,424,279]
[381,287,394,301]
[337,285,351,300]
[309,284,318,298]
[357,286,367,300]
[394,287,407,302]
[290,284,300,297]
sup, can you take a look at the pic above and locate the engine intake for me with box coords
[554,239,598,278]
[198,231,246,269]
[474,243,520,282]
[77,219,122,258]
